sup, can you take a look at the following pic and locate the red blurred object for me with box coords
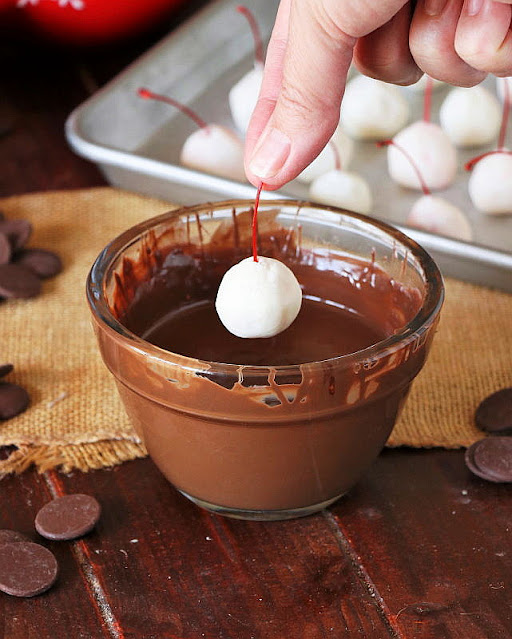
[9,0,188,46]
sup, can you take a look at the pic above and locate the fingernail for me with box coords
[466,0,484,16]
[248,127,291,179]
[424,0,448,17]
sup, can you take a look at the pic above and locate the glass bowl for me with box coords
[87,199,444,520]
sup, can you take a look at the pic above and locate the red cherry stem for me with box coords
[237,5,264,66]
[329,140,342,171]
[377,140,430,196]
[423,76,433,123]
[466,81,511,170]
[252,182,264,262]
[498,79,510,151]
[137,88,208,130]
[465,149,512,171]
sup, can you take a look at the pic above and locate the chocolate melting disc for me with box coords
[0,542,58,597]
[35,494,101,541]
[475,388,512,434]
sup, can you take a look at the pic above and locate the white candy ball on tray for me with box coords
[215,256,303,339]
[228,63,264,134]
[407,195,473,241]
[439,86,501,148]
[309,169,373,214]
[296,127,355,184]
[496,76,512,102]
[180,125,246,182]
[340,75,410,140]
[468,152,512,215]
[387,121,457,190]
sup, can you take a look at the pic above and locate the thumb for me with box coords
[245,0,408,190]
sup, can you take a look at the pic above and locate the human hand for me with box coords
[244,0,512,190]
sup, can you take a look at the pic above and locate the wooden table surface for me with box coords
[1,9,511,639]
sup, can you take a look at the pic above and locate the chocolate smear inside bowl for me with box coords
[87,200,444,520]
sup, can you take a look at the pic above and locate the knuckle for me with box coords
[410,36,486,86]
[310,1,356,46]
[278,82,338,128]
[455,43,489,68]
[357,55,423,85]
[455,36,510,75]
[310,0,391,39]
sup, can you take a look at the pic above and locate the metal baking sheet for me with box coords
[66,0,512,292]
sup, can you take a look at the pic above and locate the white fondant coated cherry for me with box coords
[439,86,501,148]
[496,76,512,102]
[340,75,410,140]
[138,88,245,182]
[407,195,473,241]
[215,256,303,338]
[468,152,512,215]
[387,121,457,190]
[180,125,246,182]
[229,63,264,134]
[295,127,354,184]
[309,169,373,214]
[229,7,265,134]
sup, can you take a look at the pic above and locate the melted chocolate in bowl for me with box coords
[141,297,383,366]
[89,201,443,519]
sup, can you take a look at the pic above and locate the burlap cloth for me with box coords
[1,187,511,477]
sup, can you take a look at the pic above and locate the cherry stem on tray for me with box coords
[237,5,264,66]
[329,140,342,171]
[466,80,511,170]
[377,140,430,196]
[498,79,510,151]
[464,149,512,171]
[423,76,433,123]
[137,88,209,130]
[252,182,264,262]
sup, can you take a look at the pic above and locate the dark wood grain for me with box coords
[331,449,512,639]
[50,460,398,639]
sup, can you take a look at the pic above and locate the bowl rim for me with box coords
[86,198,444,373]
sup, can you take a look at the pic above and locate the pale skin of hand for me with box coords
[244,0,512,190]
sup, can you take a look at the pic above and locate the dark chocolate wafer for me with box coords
[0,363,14,378]
[0,530,31,546]
[475,388,512,434]
[465,438,512,483]
[0,263,41,299]
[0,382,30,420]
[0,219,32,252]
[15,248,62,279]
[0,542,58,597]
[465,442,484,480]
[472,437,512,483]
[35,494,101,541]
